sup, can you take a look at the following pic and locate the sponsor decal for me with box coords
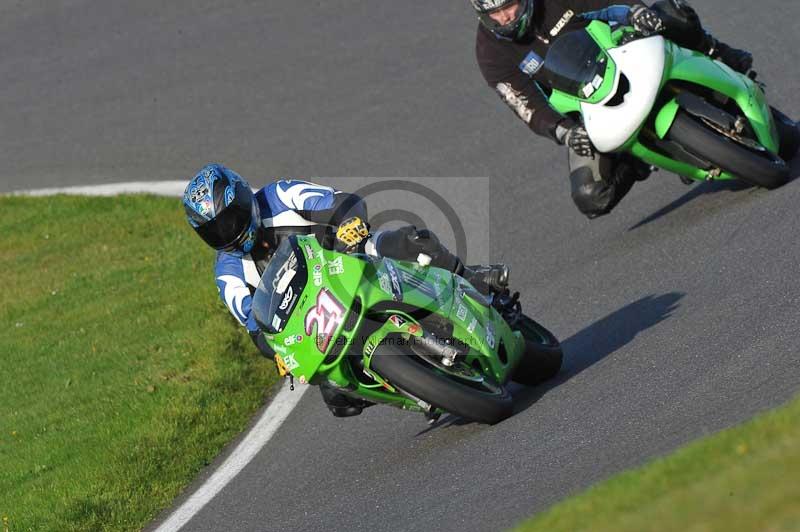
[519,50,543,77]
[408,324,420,335]
[271,314,283,331]
[196,200,211,216]
[384,262,403,302]
[467,318,478,334]
[299,375,307,384]
[456,304,468,322]
[284,334,303,346]
[304,244,315,260]
[278,286,294,310]
[485,323,496,349]
[582,83,596,98]
[549,9,574,37]
[389,315,406,328]
[304,289,345,353]
[282,354,300,372]
[378,272,392,296]
[400,270,441,302]
[313,263,323,286]
[189,182,209,204]
[272,344,287,355]
[271,252,299,294]
[328,256,344,275]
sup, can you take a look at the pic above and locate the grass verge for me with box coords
[0,195,278,531]
[516,394,800,532]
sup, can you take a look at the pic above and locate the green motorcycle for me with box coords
[544,20,799,188]
[251,235,563,425]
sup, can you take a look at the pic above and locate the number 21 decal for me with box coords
[304,289,345,353]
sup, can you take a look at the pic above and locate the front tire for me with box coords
[772,107,800,161]
[511,314,563,385]
[667,110,790,190]
[370,343,513,424]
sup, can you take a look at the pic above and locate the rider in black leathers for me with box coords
[471,0,754,218]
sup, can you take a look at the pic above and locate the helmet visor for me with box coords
[195,200,253,250]
[478,0,530,40]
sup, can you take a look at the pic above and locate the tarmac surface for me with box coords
[4,1,800,530]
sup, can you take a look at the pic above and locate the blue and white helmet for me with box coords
[183,164,261,253]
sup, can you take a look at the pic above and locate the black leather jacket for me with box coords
[475,0,642,141]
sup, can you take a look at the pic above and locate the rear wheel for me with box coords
[667,110,790,189]
[371,342,513,424]
[511,314,563,385]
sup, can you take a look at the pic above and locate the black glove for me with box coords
[402,226,441,257]
[629,4,665,36]
[375,226,453,264]
[556,121,595,159]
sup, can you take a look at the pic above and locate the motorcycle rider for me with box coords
[471,0,755,218]
[183,163,509,417]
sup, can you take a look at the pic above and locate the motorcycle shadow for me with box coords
[630,155,800,231]
[629,180,752,231]
[511,291,684,415]
[420,292,685,433]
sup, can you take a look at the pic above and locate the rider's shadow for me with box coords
[630,154,800,231]
[629,180,752,230]
[419,292,684,433]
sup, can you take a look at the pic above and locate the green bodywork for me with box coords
[547,21,781,183]
[261,236,525,413]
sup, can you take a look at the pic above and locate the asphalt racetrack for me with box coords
[4,1,800,531]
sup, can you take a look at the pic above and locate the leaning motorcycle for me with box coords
[251,235,563,425]
[543,20,799,187]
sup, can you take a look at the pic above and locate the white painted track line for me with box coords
[8,181,189,197]
[154,381,310,532]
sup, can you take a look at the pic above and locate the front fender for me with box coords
[659,42,780,153]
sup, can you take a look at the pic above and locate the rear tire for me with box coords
[371,343,513,424]
[667,110,790,189]
[511,314,563,385]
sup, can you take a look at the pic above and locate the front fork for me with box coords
[633,44,781,181]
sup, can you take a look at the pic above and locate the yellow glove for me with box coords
[274,354,289,377]
[336,217,369,249]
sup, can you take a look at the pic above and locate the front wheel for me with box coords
[667,110,790,189]
[511,314,563,385]
[370,343,513,424]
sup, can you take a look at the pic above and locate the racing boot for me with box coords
[460,263,510,295]
[492,289,523,325]
[619,154,653,182]
[320,384,373,418]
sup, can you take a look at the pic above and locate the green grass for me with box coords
[516,394,800,532]
[0,195,279,531]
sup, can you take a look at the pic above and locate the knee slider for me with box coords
[570,167,615,218]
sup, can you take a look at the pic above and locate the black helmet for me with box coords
[183,164,261,253]
[470,0,535,41]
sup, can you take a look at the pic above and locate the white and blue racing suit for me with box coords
[214,178,368,355]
